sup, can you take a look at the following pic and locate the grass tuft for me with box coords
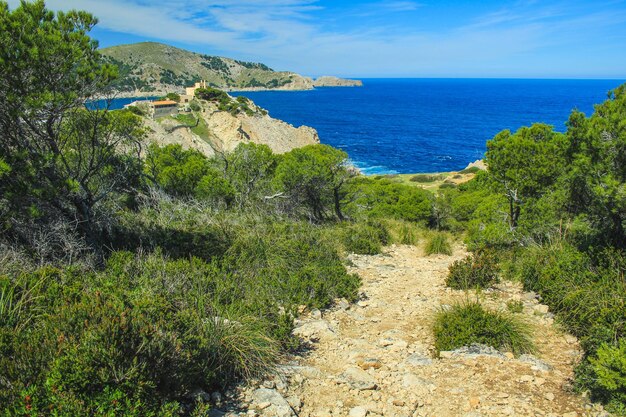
[446,250,499,289]
[434,301,534,356]
[425,232,452,256]
[342,220,390,255]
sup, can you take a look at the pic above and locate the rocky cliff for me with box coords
[139,95,319,157]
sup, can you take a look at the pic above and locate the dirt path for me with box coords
[229,243,609,417]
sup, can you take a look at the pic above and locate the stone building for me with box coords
[181,80,208,103]
[151,100,179,119]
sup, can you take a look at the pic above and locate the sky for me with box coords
[7,0,626,78]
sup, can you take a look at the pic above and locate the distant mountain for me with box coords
[100,42,361,96]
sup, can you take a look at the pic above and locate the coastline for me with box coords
[107,84,361,99]
[106,78,364,99]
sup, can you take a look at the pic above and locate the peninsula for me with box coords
[101,42,362,97]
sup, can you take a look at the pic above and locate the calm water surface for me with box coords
[232,79,623,173]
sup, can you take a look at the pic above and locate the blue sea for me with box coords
[230,79,623,174]
[102,79,624,174]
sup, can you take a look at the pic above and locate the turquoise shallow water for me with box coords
[232,78,624,174]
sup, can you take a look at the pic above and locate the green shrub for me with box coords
[446,250,499,289]
[189,101,201,112]
[410,174,444,183]
[343,177,433,223]
[459,166,481,174]
[514,244,626,412]
[222,221,361,311]
[0,223,360,414]
[425,233,452,255]
[343,221,389,255]
[506,300,524,314]
[166,93,180,102]
[587,340,626,414]
[386,220,420,245]
[126,105,145,116]
[439,182,457,189]
[195,87,229,102]
[434,301,534,356]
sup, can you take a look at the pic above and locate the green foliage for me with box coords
[145,144,233,206]
[506,300,524,314]
[166,93,181,102]
[385,219,420,245]
[516,245,626,352]
[513,243,626,411]
[0,257,279,415]
[126,105,145,116]
[174,113,210,139]
[145,144,210,196]
[410,174,444,183]
[425,232,452,255]
[189,101,201,112]
[200,55,230,74]
[446,250,499,290]
[486,123,567,230]
[195,172,235,205]
[343,177,433,223]
[433,301,534,356]
[562,85,626,246]
[234,59,273,71]
[459,166,481,174]
[115,198,234,261]
[196,87,229,103]
[588,340,626,414]
[342,221,390,255]
[222,221,361,312]
[0,216,361,414]
[275,144,351,221]
[225,143,276,208]
[439,182,457,189]
[0,1,143,256]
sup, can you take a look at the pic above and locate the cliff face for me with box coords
[141,98,319,157]
[100,42,361,96]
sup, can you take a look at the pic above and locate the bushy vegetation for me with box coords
[3,0,626,414]
[435,84,626,412]
[386,219,420,245]
[434,301,534,356]
[342,220,390,255]
[343,177,433,223]
[0,3,369,414]
[195,87,256,116]
[425,232,453,255]
[410,173,444,183]
[446,250,499,289]
[0,225,360,415]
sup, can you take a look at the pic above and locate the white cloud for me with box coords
[5,0,626,77]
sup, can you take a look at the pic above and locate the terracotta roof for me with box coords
[152,100,178,106]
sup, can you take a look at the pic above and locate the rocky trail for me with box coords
[213,243,610,417]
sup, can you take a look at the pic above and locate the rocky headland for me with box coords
[139,96,319,157]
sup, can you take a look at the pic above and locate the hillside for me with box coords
[100,42,362,96]
[135,94,319,156]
